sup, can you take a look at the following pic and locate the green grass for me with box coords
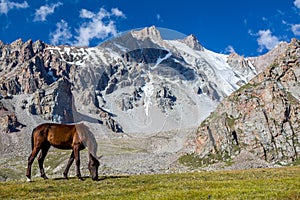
[0,166,299,199]
[179,153,225,168]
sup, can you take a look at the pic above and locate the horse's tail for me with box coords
[31,127,37,151]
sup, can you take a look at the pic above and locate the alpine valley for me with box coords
[0,26,299,181]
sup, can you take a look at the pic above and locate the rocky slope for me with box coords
[194,38,300,165]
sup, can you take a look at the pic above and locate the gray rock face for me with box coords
[28,78,74,123]
[0,39,70,96]
[227,52,257,85]
[194,39,300,164]
[0,101,23,133]
[249,42,289,73]
[0,39,123,132]
[181,34,204,51]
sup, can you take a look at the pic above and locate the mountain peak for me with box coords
[249,41,288,73]
[181,34,203,51]
[131,25,162,42]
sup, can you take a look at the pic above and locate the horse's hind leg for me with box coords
[26,147,41,182]
[38,143,50,180]
[63,150,75,179]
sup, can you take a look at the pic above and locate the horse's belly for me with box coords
[51,144,72,149]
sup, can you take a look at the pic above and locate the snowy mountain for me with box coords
[87,26,258,134]
[0,26,259,135]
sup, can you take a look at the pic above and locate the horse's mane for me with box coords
[75,123,100,159]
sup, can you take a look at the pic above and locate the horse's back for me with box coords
[33,123,78,149]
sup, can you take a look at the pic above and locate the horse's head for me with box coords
[88,155,100,181]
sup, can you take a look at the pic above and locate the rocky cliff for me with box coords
[194,38,300,165]
[0,39,122,131]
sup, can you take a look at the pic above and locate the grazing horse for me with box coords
[26,123,100,181]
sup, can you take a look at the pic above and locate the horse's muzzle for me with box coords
[92,176,98,181]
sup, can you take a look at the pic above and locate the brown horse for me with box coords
[26,123,100,181]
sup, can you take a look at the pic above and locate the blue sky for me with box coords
[0,0,299,56]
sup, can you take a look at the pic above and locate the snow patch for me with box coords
[151,52,172,69]
[143,73,154,116]
[45,47,86,66]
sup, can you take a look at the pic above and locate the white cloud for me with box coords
[49,7,125,46]
[225,45,235,54]
[256,29,280,52]
[74,7,125,46]
[291,24,300,36]
[294,0,300,8]
[34,2,62,22]
[79,9,95,19]
[111,8,125,18]
[0,0,28,15]
[50,20,72,45]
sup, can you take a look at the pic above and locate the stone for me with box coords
[0,102,23,133]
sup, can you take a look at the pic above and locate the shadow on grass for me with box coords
[53,175,129,181]
[98,175,130,181]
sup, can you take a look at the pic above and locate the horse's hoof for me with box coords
[26,177,31,182]
[42,175,49,180]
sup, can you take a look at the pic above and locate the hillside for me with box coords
[193,38,300,167]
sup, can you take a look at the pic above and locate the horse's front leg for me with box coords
[73,145,83,181]
[63,150,75,179]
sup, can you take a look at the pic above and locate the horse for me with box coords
[26,123,100,181]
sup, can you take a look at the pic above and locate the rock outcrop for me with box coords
[181,34,204,51]
[194,38,300,164]
[27,78,74,123]
[0,101,23,133]
[249,42,288,73]
[0,39,122,132]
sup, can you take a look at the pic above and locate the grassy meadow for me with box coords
[0,166,299,199]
